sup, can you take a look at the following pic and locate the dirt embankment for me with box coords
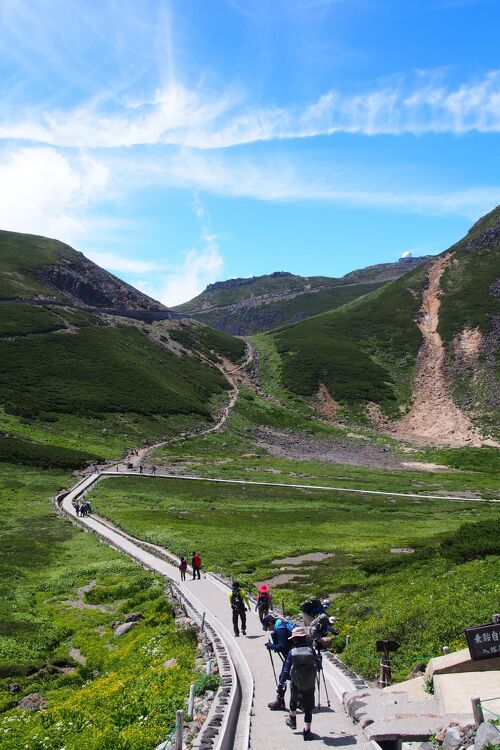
[393,254,485,447]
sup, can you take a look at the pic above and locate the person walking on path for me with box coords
[230,581,250,637]
[191,551,202,580]
[255,584,272,623]
[281,627,321,741]
[179,556,188,581]
[151,465,156,476]
[263,614,297,710]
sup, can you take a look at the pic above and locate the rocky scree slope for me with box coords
[265,206,499,444]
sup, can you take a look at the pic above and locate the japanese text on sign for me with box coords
[465,623,500,661]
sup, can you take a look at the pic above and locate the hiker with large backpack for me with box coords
[309,613,339,652]
[300,597,331,626]
[263,614,297,710]
[281,627,321,742]
[255,584,272,623]
[230,581,250,636]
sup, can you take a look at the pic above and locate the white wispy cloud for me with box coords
[158,198,223,306]
[1,72,499,150]
[154,149,500,219]
[85,251,162,275]
[0,146,108,243]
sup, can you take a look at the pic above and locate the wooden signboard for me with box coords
[465,623,500,661]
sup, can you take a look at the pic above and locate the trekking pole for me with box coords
[321,668,331,707]
[268,642,278,687]
[317,671,321,708]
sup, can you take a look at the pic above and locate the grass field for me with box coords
[0,463,197,750]
[90,474,500,681]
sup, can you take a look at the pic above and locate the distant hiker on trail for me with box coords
[230,581,250,637]
[75,501,80,517]
[300,597,331,626]
[191,551,202,580]
[151,465,156,476]
[263,614,297,710]
[179,557,188,581]
[281,627,321,741]
[255,584,272,623]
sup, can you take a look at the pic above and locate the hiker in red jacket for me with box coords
[192,551,202,580]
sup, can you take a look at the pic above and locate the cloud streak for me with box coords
[1,72,500,150]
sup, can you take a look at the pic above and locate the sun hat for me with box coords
[258,584,269,593]
[322,599,331,608]
[288,627,308,640]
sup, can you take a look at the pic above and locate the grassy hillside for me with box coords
[0,464,197,750]
[0,323,229,419]
[0,230,77,298]
[263,206,499,421]
[169,319,247,362]
[268,265,426,415]
[91,474,499,682]
[439,206,500,343]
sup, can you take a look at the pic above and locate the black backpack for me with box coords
[290,646,317,691]
[257,592,270,607]
[300,598,322,616]
[232,589,244,610]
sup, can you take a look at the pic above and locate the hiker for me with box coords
[255,584,272,623]
[263,614,297,709]
[75,501,80,517]
[191,551,202,580]
[309,613,338,652]
[151,465,156,476]
[230,581,250,637]
[179,557,188,581]
[300,597,331,626]
[281,627,321,741]
[139,465,143,475]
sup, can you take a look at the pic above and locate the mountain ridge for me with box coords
[175,257,431,334]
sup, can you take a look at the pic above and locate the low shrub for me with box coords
[440,519,500,563]
[194,673,221,696]
[0,435,100,468]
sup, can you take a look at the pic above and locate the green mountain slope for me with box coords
[175,261,429,335]
[0,229,165,310]
[265,206,499,431]
[0,231,246,468]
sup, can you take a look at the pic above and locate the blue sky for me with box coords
[0,0,499,305]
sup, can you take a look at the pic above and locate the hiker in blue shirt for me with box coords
[263,614,297,710]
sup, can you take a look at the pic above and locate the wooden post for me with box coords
[187,683,195,720]
[206,658,212,674]
[443,645,450,654]
[174,709,184,750]
[201,612,205,631]
[471,696,484,727]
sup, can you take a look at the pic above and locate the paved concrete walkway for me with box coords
[61,474,372,750]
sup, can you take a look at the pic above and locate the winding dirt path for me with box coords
[394,254,484,447]
[111,344,252,472]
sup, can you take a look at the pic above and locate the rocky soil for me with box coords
[253,426,407,469]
